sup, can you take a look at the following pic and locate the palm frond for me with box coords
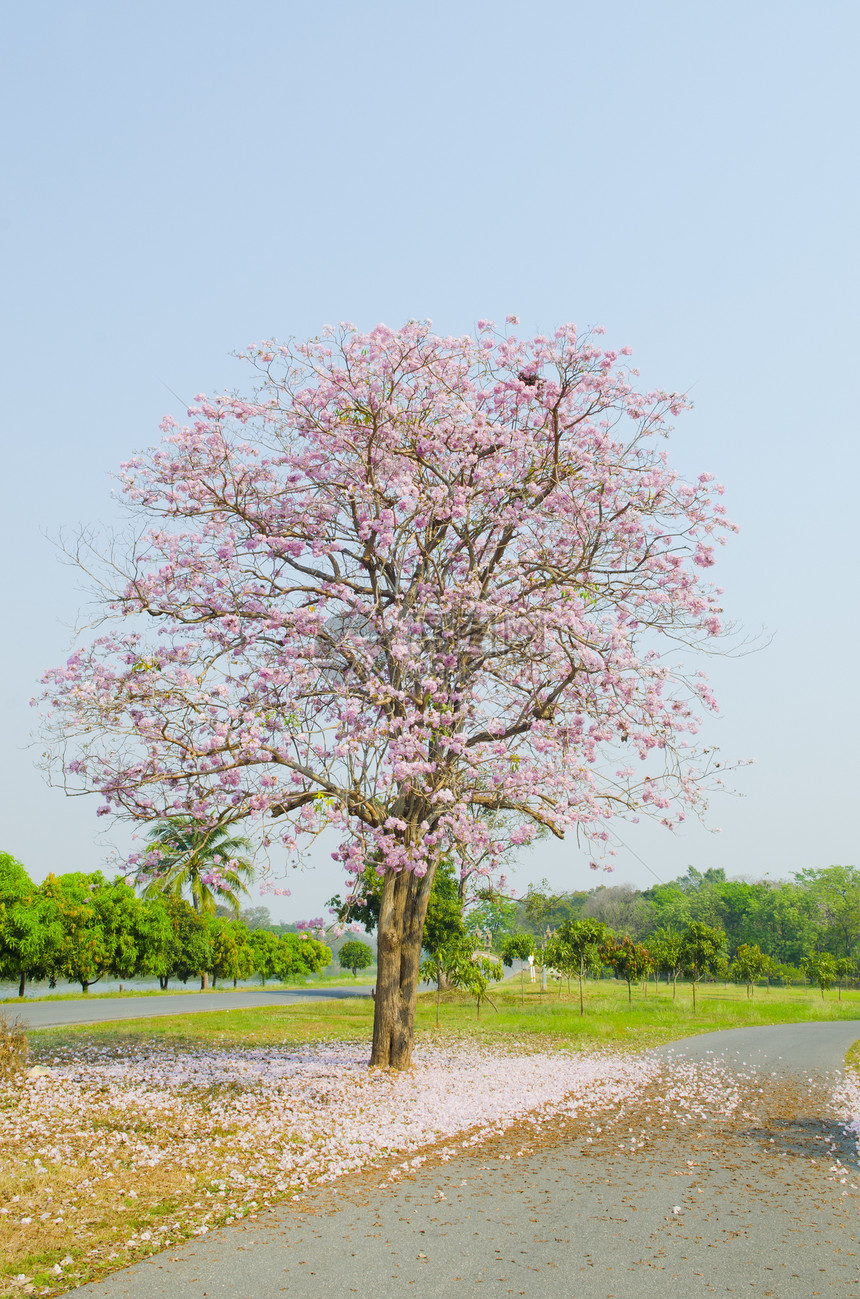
[137,817,256,914]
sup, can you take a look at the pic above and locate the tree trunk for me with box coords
[18,971,25,998]
[200,971,209,990]
[370,863,436,1070]
[578,970,584,1017]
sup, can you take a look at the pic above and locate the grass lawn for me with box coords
[4,975,860,1297]
[27,975,860,1056]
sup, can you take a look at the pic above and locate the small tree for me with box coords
[730,942,769,998]
[152,893,212,989]
[210,918,256,987]
[542,932,575,998]
[276,932,332,981]
[457,951,503,1019]
[607,936,652,1005]
[420,938,467,1025]
[679,921,726,1012]
[650,928,684,1000]
[420,941,456,1024]
[553,918,610,1015]
[420,940,502,1022]
[339,939,374,978]
[248,927,281,984]
[835,956,855,1000]
[801,951,838,1000]
[501,932,536,1006]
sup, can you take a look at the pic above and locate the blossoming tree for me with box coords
[40,319,734,1068]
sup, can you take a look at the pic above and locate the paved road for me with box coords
[656,1018,860,1077]
[64,1021,860,1298]
[12,986,372,1030]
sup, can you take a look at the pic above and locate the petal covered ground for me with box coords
[0,1038,845,1294]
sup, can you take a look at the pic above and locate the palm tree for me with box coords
[137,818,255,915]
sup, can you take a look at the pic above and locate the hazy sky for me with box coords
[1,0,857,920]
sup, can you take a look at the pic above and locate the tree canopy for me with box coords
[338,939,374,977]
[42,871,172,993]
[0,852,63,997]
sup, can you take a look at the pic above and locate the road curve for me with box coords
[63,1020,860,1299]
[657,1017,860,1077]
[12,986,372,1031]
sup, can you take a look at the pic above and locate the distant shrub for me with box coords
[770,962,804,986]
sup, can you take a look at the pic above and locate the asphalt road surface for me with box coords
[12,987,372,1031]
[61,1020,860,1298]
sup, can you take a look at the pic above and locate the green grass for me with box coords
[28,976,860,1059]
[419,978,860,1052]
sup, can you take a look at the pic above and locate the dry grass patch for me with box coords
[0,1014,28,1082]
[1,1061,273,1296]
[1,1160,190,1294]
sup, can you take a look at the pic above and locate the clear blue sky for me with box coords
[1,0,857,918]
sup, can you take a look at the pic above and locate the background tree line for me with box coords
[330,856,860,1011]
[486,864,860,970]
[4,834,858,1001]
[0,850,333,996]
[454,864,860,1004]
